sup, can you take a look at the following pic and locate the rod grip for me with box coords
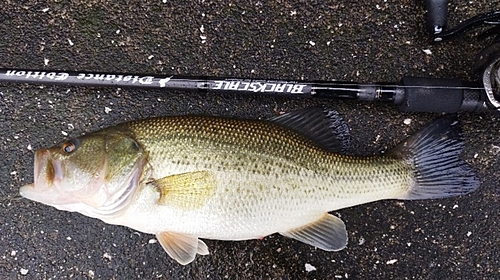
[398,76,485,113]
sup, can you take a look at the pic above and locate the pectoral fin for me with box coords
[154,171,216,210]
[280,213,348,251]
[156,232,209,265]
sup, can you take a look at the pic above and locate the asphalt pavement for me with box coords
[1,1,499,279]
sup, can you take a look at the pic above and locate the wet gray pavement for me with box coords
[1,1,499,279]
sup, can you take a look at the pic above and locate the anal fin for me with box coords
[156,232,209,265]
[280,213,348,251]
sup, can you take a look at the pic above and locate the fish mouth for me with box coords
[20,149,71,205]
[19,183,35,200]
[20,149,51,201]
[32,149,64,185]
[32,149,45,186]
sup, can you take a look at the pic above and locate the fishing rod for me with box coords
[0,66,495,114]
[0,8,499,115]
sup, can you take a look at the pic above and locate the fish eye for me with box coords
[61,139,79,154]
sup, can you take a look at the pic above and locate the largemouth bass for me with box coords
[20,107,479,265]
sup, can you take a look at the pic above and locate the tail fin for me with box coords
[389,116,479,200]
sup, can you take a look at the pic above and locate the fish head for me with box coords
[20,131,146,218]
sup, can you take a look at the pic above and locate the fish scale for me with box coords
[129,116,410,192]
[115,116,413,235]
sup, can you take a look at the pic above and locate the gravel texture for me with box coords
[1,1,499,279]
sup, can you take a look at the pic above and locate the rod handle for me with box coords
[398,76,487,113]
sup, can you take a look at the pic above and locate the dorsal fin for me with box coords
[270,106,350,153]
